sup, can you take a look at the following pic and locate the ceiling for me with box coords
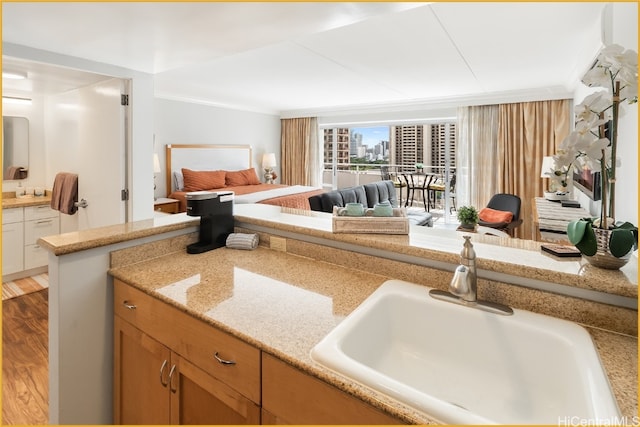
[2,2,607,115]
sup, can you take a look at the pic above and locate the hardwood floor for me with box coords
[2,289,49,425]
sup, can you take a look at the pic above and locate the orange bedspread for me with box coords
[169,184,324,212]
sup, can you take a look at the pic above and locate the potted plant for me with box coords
[551,44,638,269]
[415,163,424,173]
[457,206,478,230]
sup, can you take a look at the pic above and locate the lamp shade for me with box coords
[540,156,554,178]
[153,153,161,174]
[262,153,277,169]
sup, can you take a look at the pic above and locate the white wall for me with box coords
[610,2,637,226]
[153,98,281,198]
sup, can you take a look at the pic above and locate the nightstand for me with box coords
[154,197,180,214]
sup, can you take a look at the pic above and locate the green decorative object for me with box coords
[568,218,637,269]
[457,206,478,229]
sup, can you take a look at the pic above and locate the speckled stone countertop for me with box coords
[109,246,637,424]
[2,193,52,208]
[39,203,637,301]
[38,213,199,255]
[233,204,638,299]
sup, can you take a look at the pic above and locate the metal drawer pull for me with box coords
[36,220,53,225]
[122,301,137,310]
[214,352,236,365]
[159,360,169,387]
[168,364,177,393]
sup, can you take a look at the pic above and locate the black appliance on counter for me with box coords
[185,191,234,254]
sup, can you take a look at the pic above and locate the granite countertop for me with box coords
[38,213,199,255]
[2,194,52,208]
[39,204,637,301]
[109,246,637,424]
[233,204,638,299]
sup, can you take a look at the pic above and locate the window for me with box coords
[320,121,457,223]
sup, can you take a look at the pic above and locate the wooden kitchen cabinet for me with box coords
[114,316,170,424]
[113,279,260,425]
[262,353,403,425]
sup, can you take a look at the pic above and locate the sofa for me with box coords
[308,180,433,227]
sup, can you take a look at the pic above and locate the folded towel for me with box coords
[226,233,259,250]
[51,172,79,215]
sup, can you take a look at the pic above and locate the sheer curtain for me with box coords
[497,99,571,239]
[456,105,500,208]
[280,117,320,186]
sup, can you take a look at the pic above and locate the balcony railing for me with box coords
[322,162,455,190]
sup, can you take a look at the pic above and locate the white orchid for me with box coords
[583,44,638,104]
[553,43,637,224]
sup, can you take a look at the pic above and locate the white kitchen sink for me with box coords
[310,279,620,425]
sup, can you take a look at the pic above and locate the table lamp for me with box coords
[262,153,277,184]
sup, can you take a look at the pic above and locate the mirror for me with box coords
[3,116,29,180]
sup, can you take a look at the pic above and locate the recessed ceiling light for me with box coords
[2,96,32,105]
[2,70,27,80]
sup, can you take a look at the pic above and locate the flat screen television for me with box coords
[573,167,601,201]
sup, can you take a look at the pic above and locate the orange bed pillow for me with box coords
[225,168,261,186]
[181,168,226,192]
[478,207,513,224]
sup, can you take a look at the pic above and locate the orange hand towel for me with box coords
[51,172,79,215]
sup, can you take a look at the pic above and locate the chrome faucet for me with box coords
[449,236,477,302]
[429,236,514,315]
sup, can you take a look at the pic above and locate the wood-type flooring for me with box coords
[2,289,49,425]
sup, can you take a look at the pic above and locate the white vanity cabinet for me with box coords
[2,204,60,280]
[24,206,60,270]
[2,207,25,276]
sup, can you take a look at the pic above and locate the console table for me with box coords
[532,197,591,242]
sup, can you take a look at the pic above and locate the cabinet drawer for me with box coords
[24,244,49,270]
[24,205,59,221]
[2,207,24,224]
[154,202,178,214]
[25,217,60,245]
[114,279,261,404]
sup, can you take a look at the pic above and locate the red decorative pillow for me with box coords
[181,168,226,192]
[225,168,261,186]
[479,207,513,224]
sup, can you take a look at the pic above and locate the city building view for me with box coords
[323,123,457,175]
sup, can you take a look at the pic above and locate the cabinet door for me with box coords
[114,316,171,425]
[262,354,402,425]
[2,221,24,275]
[170,354,260,425]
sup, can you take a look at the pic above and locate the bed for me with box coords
[165,144,324,212]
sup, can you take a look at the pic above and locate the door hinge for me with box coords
[121,94,129,106]
[121,189,129,201]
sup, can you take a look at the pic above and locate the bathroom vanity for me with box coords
[2,193,59,281]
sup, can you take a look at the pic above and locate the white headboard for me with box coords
[165,144,253,194]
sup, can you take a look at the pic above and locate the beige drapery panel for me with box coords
[457,100,570,240]
[280,117,320,186]
[497,99,571,239]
